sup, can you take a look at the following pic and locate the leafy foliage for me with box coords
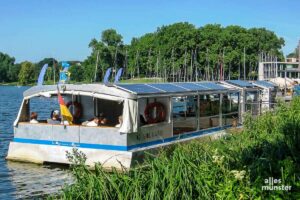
[51,98,300,200]
[0,52,16,82]
[18,61,35,85]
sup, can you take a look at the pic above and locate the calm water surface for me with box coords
[0,86,72,199]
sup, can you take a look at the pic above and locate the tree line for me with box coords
[0,22,289,85]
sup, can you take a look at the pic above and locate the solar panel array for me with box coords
[117,82,227,95]
[226,80,253,88]
[254,81,276,88]
[117,84,161,94]
[174,83,208,91]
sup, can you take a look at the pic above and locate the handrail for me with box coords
[18,122,118,129]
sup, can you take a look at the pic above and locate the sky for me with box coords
[0,0,299,62]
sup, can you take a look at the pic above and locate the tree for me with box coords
[18,61,35,85]
[0,52,15,82]
[36,58,59,82]
[101,29,123,46]
[82,29,125,82]
[69,63,84,82]
[7,63,21,82]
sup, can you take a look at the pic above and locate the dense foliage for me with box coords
[0,22,290,84]
[84,23,285,82]
[0,52,17,83]
[52,98,300,199]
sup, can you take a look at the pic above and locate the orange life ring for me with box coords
[66,101,82,119]
[144,102,166,124]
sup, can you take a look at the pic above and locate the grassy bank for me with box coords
[52,98,300,199]
[0,82,19,86]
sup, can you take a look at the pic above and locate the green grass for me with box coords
[0,82,19,86]
[50,98,300,200]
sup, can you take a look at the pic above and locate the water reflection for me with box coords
[0,86,72,199]
[6,161,72,199]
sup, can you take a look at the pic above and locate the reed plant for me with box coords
[51,98,300,200]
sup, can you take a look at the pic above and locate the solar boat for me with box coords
[6,81,276,170]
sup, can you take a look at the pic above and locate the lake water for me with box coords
[0,86,72,199]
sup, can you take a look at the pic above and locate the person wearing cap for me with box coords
[47,110,61,125]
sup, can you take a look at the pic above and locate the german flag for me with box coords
[57,86,73,125]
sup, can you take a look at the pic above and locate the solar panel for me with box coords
[117,82,229,95]
[196,82,227,90]
[148,83,188,92]
[254,81,276,88]
[226,80,253,87]
[117,84,162,94]
[174,82,209,91]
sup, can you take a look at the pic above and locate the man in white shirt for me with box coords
[86,117,100,127]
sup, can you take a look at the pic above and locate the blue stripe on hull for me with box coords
[13,125,232,151]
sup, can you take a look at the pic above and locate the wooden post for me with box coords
[94,50,99,82]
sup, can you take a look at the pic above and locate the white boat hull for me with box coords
[7,142,133,170]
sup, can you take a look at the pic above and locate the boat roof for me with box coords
[116,82,229,95]
[23,81,241,100]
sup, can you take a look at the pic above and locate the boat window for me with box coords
[199,94,221,129]
[222,93,239,126]
[138,97,170,126]
[93,98,123,126]
[172,96,197,135]
[27,95,124,127]
[245,91,259,116]
[29,96,60,123]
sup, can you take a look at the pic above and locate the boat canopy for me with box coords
[23,84,135,101]
[116,82,236,97]
[23,82,240,101]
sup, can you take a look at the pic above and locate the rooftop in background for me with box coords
[286,57,299,63]
[225,80,254,88]
[253,80,277,88]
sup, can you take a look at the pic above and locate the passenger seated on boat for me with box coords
[30,112,39,124]
[115,115,123,128]
[47,110,61,125]
[82,117,100,127]
[100,117,108,125]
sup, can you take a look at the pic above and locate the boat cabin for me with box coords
[13,82,241,150]
[221,80,261,117]
[252,80,278,111]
